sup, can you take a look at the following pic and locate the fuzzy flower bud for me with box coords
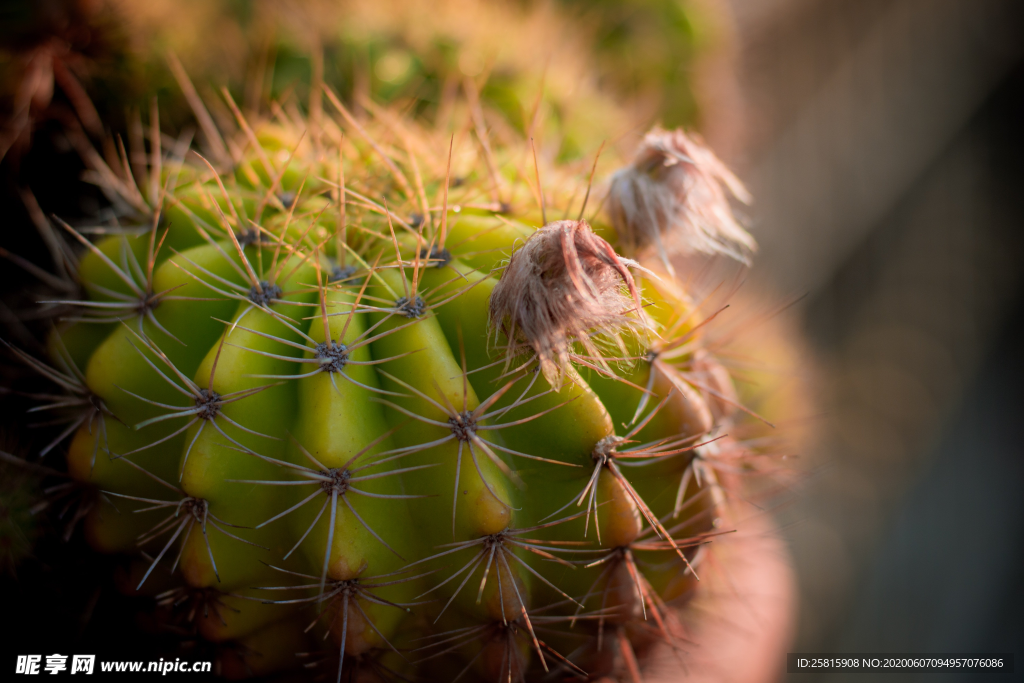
[489,219,647,385]
[607,127,755,271]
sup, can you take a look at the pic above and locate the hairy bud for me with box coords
[489,220,647,385]
[607,127,755,271]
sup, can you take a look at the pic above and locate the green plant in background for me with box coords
[97,0,640,159]
[559,0,706,128]
[3,0,623,171]
[0,47,770,677]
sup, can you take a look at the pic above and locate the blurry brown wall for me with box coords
[709,0,1024,670]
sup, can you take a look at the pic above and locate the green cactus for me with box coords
[5,62,768,680]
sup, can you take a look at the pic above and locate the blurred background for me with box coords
[713,2,1024,681]
[1,0,1023,680]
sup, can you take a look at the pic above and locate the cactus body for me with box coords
[8,67,772,680]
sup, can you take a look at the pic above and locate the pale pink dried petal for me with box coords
[488,219,648,385]
[607,128,755,270]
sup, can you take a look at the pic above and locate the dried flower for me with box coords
[607,128,755,271]
[489,220,648,385]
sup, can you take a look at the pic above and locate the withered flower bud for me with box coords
[489,220,648,386]
[607,127,755,271]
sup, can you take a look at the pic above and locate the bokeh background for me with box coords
[712,3,1024,681]
[2,0,1023,680]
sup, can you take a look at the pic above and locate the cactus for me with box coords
[4,58,773,680]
